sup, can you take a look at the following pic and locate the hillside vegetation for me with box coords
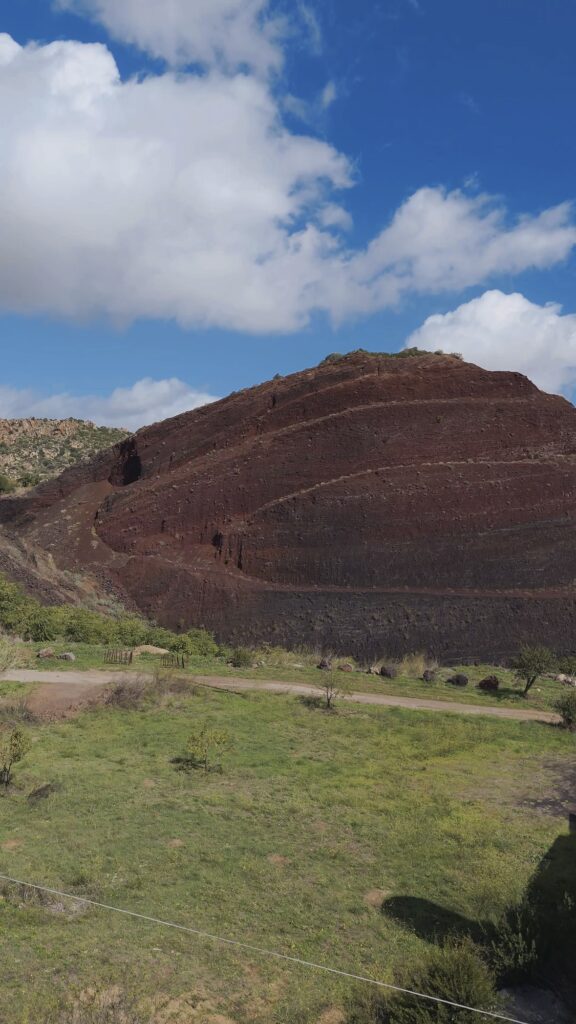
[0,417,128,490]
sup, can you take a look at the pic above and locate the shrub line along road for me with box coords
[0,669,560,722]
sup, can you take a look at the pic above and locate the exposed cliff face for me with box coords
[2,351,576,660]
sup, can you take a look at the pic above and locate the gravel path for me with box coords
[0,669,559,723]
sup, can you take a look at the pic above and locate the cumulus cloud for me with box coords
[405,290,576,395]
[0,33,575,333]
[55,0,283,73]
[0,378,218,431]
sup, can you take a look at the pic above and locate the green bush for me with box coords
[487,905,539,985]
[0,572,220,660]
[230,647,253,668]
[0,472,16,494]
[387,938,500,1024]
[176,628,220,658]
[554,655,576,676]
[553,690,576,729]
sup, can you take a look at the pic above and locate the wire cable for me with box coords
[0,874,530,1023]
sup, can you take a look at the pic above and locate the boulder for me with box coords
[37,648,54,659]
[380,664,398,679]
[447,673,468,687]
[338,663,354,673]
[478,675,500,692]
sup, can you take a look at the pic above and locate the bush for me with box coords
[553,690,576,729]
[399,653,429,677]
[0,473,16,494]
[0,637,30,673]
[0,572,221,661]
[387,937,501,1023]
[554,655,576,676]
[230,647,253,668]
[170,628,219,658]
[320,352,344,364]
[487,904,539,986]
[175,724,231,773]
[102,679,149,710]
[0,700,38,725]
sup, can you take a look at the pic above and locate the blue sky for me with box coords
[0,0,575,427]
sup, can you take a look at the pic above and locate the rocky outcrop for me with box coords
[0,416,128,486]
[2,350,576,661]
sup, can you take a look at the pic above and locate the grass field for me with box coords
[24,640,569,712]
[0,685,574,1023]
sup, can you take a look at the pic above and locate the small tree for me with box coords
[182,724,230,773]
[0,727,30,789]
[319,671,349,711]
[512,645,553,697]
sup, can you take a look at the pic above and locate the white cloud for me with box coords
[339,189,576,317]
[0,378,218,431]
[296,2,323,55]
[0,34,574,334]
[320,80,337,110]
[405,290,576,395]
[55,0,283,74]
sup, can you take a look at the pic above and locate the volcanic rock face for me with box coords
[2,351,576,660]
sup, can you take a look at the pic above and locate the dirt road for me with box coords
[0,669,560,723]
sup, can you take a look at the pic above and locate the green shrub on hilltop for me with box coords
[0,573,218,657]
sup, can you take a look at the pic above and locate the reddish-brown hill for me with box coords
[2,351,576,660]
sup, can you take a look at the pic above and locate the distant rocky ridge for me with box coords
[1,349,576,661]
[0,417,128,488]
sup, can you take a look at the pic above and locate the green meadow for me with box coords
[0,685,573,1022]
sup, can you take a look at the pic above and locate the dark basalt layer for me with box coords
[2,351,576,660]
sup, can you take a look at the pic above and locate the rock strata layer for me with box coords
[2,352,576,660]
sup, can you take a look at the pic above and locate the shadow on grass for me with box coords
[382,896,485,944]
[382,828,576,1006]
[170,756,223,774]
[298,694,333,711]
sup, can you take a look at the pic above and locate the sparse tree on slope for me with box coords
[512,645,553,697]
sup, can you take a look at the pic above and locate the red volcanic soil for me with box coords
[2,350,576,661]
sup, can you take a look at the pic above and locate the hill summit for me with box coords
[0,417,128,489]
[1,349,576,660]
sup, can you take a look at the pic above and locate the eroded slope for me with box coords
[2,351,575,660]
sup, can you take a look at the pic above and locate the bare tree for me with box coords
[319,671,349,711]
